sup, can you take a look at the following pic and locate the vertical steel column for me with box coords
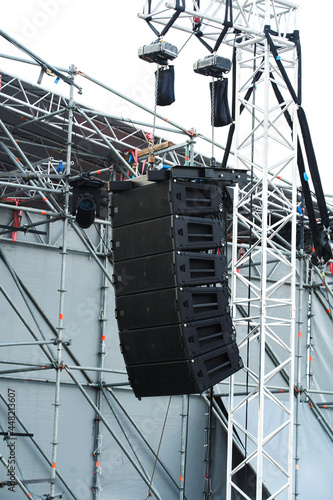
[49,65,75,499]
[92,186,111,499]
[204,392,213,500]
[187,132,196,166]
[294,256,304,499]
[306,260,314,395]
[185,143,190,167]
[92,277,107,498]
[179,395,188,500]
[254,32,271,500]
[289,62,298,500]
[226,183,239,500]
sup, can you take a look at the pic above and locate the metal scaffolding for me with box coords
[0,25,226,498]
[0,2,332,499]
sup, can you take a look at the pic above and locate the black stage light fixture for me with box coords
[193,54,232,77]
[138,40,178,65]
[70,176,104,229]
[75,197,96,229]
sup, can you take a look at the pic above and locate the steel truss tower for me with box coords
[139,1,299,499]
[229,5,298,499]
[0,3,332,499]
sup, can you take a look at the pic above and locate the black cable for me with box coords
[269,71,330,262]
[297,107,330,229]
[265,27,331,256]
[293,30,302,105]
[221,46,236,168]
[160,7,184,37]
[225,26,331,264]
[264,27,300,105]
[269,73,319,239]
[213,25,230,53]
[226,0,233,26]
[214,0,232,52]
[194,30,214,53]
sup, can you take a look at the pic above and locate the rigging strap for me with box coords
[195,0,233,53]
[222,34,331,264]
[264,26,301,105]
[268,73,331,264]
[297,106,330,230]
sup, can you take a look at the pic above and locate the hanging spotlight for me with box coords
[193,54,231,77]
[75,197,96,229]
[138,40,178,65]
[70,176,104,229]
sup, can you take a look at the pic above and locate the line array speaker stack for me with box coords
[110,167,244,398]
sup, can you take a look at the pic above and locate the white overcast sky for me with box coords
[1,0,332,194]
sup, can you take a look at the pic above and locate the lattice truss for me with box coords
[140,1,297,43]
[140,1,299,499]
[0,71,215,219]
[228,14,298,500]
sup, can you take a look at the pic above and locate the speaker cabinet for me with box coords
[119,314,236,364]
[111,174,242,398]
[115,286,230,330]
[113,251,227,295]
[112,215,226,261]
[126,343,242,398]
[111,178,224,227]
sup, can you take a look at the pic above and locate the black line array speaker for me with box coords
[111,173,242,398]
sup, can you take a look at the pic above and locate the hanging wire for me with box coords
[178,31,195,54]
[145,396,172,499]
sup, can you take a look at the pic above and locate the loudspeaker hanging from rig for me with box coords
[110,166,245,398]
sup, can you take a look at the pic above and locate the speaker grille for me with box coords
[113,251,227,296]
[112,215,225,261]
[111,175,242,397]
[119,315,236,365]
[126,344,243,398]
[111,178,223,227]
